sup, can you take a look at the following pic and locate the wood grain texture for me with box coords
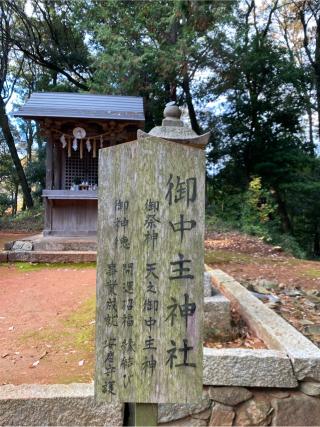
[128,403,158,426]
[43,198,97,235]
[95,137,204,404]
[53,142,61,189]
[45,137,53,190]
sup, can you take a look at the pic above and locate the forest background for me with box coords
[0,0,319,259]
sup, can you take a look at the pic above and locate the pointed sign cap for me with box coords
[137,103,210,149]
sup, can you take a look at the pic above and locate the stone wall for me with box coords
[1,269,320,426]
[1,383,319,426]
[0,382,320,427]
[158,385,320,426]
[0,384,123,426]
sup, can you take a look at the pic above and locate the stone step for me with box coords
[4,235,97,252]
[1,250,96,263]
[32,239,97,252]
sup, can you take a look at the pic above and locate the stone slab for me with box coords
[208,268,320,381]
[158,416,207,426]
[235,398,272,426]
[0,251,8,263]
[0,383,123,426]
[158,397,212,423]
[4,234,41,250]
[204,271,213,297]
[203,347,298,388]
[12,240,33,251]
[204,295,231,337]
[32,237,97,252]
[208,386,252,406]
[299,381,320,396]
[3,241,13,250]
[271,393,320,426]
[209,403,235,426]
[6,250,96,263]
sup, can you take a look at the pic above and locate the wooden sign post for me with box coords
[95,131,205,423]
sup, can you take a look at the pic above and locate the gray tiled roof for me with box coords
[13,92,145,121]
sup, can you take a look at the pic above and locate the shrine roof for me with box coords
[13,92,145,122]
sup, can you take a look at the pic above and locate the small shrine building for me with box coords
[14,92,145,236]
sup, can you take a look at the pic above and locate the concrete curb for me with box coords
[0,383,123,426]
[203,348,297,387]
[207,267,320,382]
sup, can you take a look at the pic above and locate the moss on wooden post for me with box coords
[95,136,205,404]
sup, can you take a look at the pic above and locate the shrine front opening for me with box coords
[14,92,145,236]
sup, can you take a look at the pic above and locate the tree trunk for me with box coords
[26,121,33,162]
[273,189,292,234]
[315,18,320,143]
[10,190,14,216]
[14,183,18,215]
[313,227,320,257]
[0,96,33,208]
[143,93,155,132]
[316,79,320,143]
[21,196,26,211]
[306,103,314,152]
[182,76,201,135]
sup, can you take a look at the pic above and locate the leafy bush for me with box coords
[268,233,306,259]
[0,205,43,232]
[205,213,237,233]
[0,193,12,216]
[206,176,307,259]
[241,177,275,230]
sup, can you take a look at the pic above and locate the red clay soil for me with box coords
[0,264,96,385]
[205,231,320,291]
[1,230,319,385]
[205,231,320,348]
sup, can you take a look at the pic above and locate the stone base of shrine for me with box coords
[0,234,97,263]
[1,383,320,426]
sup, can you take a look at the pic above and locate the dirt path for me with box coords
[1,230,319,385]
[205,231,320,290]
[0,264,96,385]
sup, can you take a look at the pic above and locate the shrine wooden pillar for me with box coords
[53,140,61,190]
[44,131,54,235]
[46,131,53,190]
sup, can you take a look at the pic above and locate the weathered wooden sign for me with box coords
[95,136,204,403]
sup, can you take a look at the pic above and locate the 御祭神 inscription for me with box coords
[144,200,160,250]
[96,136,204,403]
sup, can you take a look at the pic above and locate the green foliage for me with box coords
[13,262,96,272]
[205,214,236,233]
[241,177,276,233]
[24,149,46,201]
[206,174,308,258]
[0,141,19,214]
[0,0,319,261]
[203,3,320,259]
[84,0,235,129]
[0,192,11,215]
[270,233,306,259]
[0,205,43,232]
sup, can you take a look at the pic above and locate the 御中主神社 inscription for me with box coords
[95,136,204,403]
